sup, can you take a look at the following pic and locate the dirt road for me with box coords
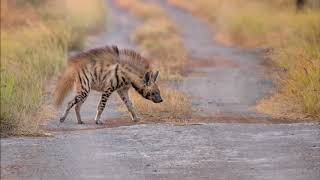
[149,0,274,119]
[1,0,319,179]
[2,123,319,180]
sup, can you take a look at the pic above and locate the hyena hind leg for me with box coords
[117,87,139,122]
[59,91,88,124]
[75,101,85,124]
[94,90,112,125]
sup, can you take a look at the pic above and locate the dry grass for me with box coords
[116,0,187,80]
[63,0,107,49]
[117,0,164,19]
[256,93,314,121]
[0,0,107,136]
[115,0,192,121]
[169,0,320,119]
[119,85,192,123]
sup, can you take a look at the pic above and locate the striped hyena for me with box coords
[54,45,162,125]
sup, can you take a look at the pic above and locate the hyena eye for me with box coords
[151,92,155,96]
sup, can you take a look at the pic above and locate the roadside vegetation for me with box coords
[124,86,192,123]
[169,0,320,119]
[116,0,187,80]
[0,0,107,136]
[115,0,192,121]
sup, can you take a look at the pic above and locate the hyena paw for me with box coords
[95,120,103,125]
[59,117,65,123]
[133,116,141,122]
[78,121,84,124]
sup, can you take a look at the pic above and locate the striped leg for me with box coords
[117,87,139,122]
[59,91,89,124]
[94,90,112,125]
[75,101,85,124]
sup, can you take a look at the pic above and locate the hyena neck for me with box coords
[129,75,146,96]
[131,80,147,96]
[121,67,147,96]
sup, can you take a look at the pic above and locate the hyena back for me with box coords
[54,45,162,125]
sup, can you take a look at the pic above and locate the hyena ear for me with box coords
[144,71,152,86]
[111,45,119,56]
[153,71,159,82]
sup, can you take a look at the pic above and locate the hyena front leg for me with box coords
[59,90,89,124]
[117,87,139,122]
[94,90,112,125]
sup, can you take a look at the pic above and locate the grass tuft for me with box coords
[120,85,192,122]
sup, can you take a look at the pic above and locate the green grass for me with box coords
[1,28,66,135]
[0,0,107,136]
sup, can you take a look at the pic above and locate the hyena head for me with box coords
[142,71,163,103]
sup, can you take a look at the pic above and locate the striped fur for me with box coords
[54,45,162,124]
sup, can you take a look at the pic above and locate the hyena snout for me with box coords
[152,94,163,103]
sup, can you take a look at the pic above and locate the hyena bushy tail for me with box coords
[54,67,75,107]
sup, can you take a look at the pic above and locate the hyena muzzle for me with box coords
[54,45,162,125]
